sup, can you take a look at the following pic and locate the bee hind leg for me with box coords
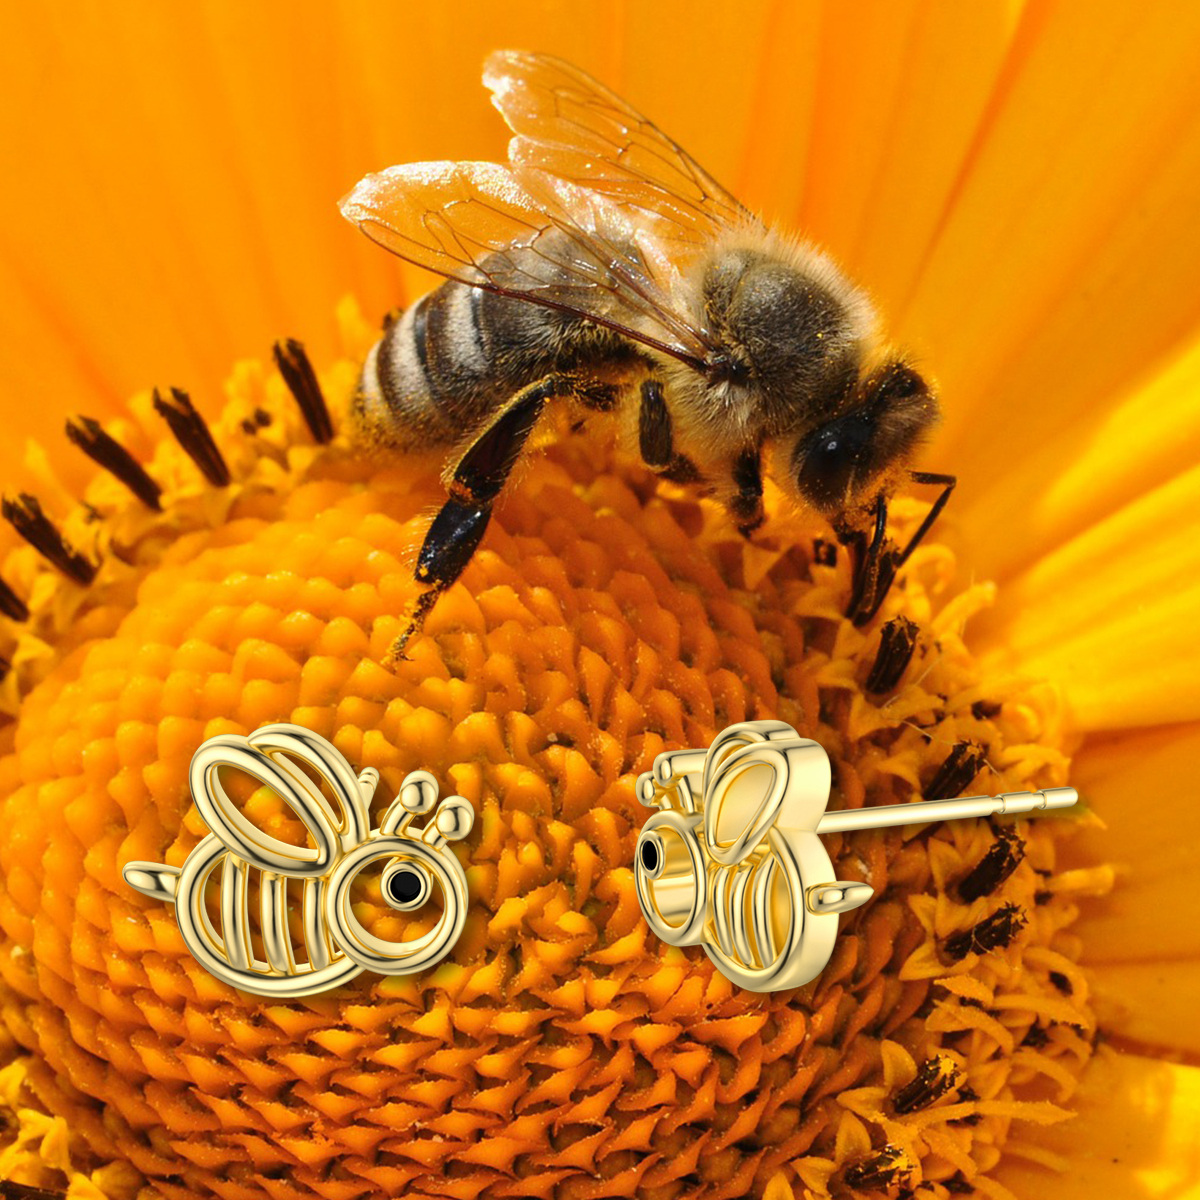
[384,374,579,666]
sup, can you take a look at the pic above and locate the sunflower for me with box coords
[0,3,1197,1199]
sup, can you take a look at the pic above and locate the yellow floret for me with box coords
[0,300,1101,1200]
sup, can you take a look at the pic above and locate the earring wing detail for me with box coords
[123,723,474,997]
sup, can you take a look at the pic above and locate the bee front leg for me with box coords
[839,471,958,625]
[386,374,576,665]
[837,493,891,625]
[893,471,957,572]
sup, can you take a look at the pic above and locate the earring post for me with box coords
[815,787,1077,835]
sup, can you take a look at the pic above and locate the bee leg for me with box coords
[730,446,765,536]
[385,375,576,665]
[843,471,958,625]
[893,472,957,571]
[841,492,890,624]
[638,379,674,468]
[639,377,711,489]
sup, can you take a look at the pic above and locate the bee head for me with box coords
[790,360,939,515]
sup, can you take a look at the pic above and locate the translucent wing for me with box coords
[484,49,764,251]
[340,159,717,368]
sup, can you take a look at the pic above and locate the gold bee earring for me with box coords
[123,724,474,997]
[634,720,1077,993]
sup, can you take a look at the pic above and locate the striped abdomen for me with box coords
[352,270,637,451]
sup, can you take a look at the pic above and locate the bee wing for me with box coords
[340,160,718,370]
[483,50,764,249]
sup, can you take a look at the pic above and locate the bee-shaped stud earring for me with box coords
[123,724,474,997]
[634,720,1077,993]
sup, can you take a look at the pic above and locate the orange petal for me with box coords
[1059,723,1200,1053]
[972,465,1200,731]
[1064,722,1200,960]
[1088,961,1200,1059]
[907,3,1200,473]
[797,1,1024,317]
[993,1048,1200,1197]
[954,331,1200,583]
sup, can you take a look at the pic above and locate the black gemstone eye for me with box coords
[386,868,423,906]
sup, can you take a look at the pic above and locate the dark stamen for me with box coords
[1049,970,1073,994]
[65,416,162,511]
[957,824,1025,902]
[925,741,986,800]
[152,388,231,487]
[273,339,333,444]
[843,1146,912,1191]
[892,1054,960,1114]
[0,575,28,621]
[240,405,275,436]
[865,615,918,694]
[1,1184,69,1200]
[812,537,838,568]
[1,494,96,584]
[944,902,1027,961]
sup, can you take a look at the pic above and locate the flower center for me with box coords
[0,301,1096,1200]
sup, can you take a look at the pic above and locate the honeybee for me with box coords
[340,51,955,660]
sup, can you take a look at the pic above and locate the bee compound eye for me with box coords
[792,413,873,511]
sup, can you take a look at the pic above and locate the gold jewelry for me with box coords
[634,720,1076,993]
[123,723,474,997]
